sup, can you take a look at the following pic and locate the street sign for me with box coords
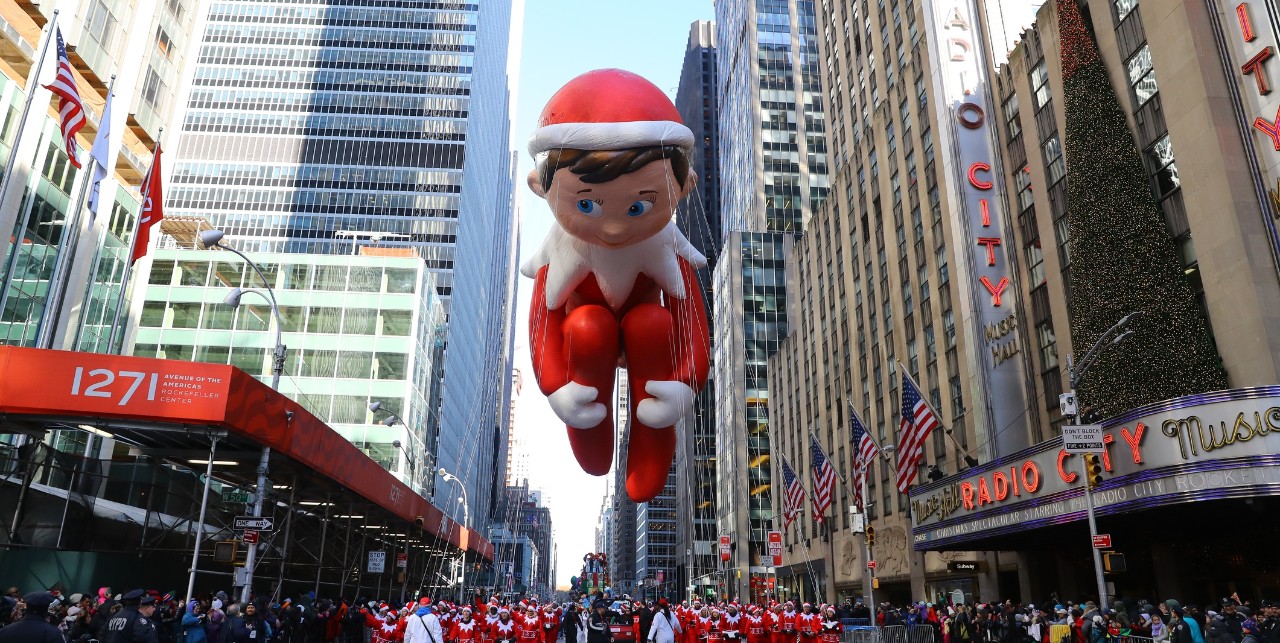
[766,531,783,566]
[221,491,253,503]
[867,560,877,569]
[233,517,274,531]
[396,553,408,569]
[368,551,386,573]
[242,529,258,544]
[1061,424,1104,453]
[1092,534,1112,549]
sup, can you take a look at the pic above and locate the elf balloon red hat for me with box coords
[528,69,694,157]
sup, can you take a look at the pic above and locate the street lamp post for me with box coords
[439,467,469,597]
[200,229,286,604]
[1064,311,1142,608]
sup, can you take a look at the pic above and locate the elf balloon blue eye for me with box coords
[627,200,653,217]
[576,199,601,216]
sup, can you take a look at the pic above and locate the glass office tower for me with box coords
[713,0,827,598]
[166,0,519,524]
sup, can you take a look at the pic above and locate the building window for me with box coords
[85,0,118,55]
[1144,135,1180,200]
[1025,240,1045,286]
[1002,93,1020,140]
[156,26,174,60]
[141,67,167,112]
[1037,321,1059,370]
[1043,134,1065,185]
[1031,61,1052,110]
[1127,45,1158,107]
[1015,164,1033,212]
[1114,0,1137,22]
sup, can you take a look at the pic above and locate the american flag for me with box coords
[849,407,880,507]
[43,28,86,168]
[809,435,836,522]
[896,370,940,492]
[780,458,806,531]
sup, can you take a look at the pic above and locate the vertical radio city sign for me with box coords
[1211,0,1280,275]
[922,0,1031,456]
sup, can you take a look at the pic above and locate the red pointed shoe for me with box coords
[567,416,615,476]
[624,421,676,501]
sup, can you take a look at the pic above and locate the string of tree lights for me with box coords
[1056,0,1227,419]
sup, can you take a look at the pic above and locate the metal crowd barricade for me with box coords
[881,624,909,643]
[1114,636,1155,643]
[907,625,937,643]
[844,626,881,643]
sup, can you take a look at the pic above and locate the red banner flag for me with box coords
[131,144,164,265]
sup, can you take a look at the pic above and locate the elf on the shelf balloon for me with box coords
[521,69,710,502]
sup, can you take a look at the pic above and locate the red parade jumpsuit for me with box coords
[818,622,842,643]
[529,258,710,499]
[747,616,769,643]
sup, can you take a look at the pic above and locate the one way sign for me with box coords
[234,517,274,532]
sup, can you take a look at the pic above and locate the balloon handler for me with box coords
[522,69,711,502]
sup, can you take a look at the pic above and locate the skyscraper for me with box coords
[712,0,828,599]
[164,0,520,524]
[673,19,721,601]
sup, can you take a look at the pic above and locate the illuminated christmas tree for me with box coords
[1057,0,1226,417]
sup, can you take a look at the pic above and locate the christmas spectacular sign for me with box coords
[909,387,1280,549]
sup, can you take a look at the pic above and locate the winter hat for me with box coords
[69,593,84,604]
[212,599,224,611]
[527,69,694,158]
[67,606,82,618]
[1243,619,1258,633]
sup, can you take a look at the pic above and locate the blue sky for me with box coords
[508,0,714,587]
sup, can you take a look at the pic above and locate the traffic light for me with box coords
[1103,552,1127,573]
[1083,453,1104,489]
[865,526,876,548]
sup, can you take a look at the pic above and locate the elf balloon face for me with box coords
[521,69,710,502]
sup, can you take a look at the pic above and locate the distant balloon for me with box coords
[522,69,710,503]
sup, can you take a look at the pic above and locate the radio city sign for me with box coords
[923,0,1031,454]
[909,387,1280,549]
[1214,1,1280,270]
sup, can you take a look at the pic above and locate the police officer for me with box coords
[0,591,63,642]
[102,589,160,643]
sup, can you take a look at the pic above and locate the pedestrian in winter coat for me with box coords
[1241,620,1262,643]
[0,592,63,643]
[650,603,683,643]
[181,601,209,643]
[562,605,584,643]
[588,602,612,643]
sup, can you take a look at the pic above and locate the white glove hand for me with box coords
[635,380,696,427]
[548,382,607,428]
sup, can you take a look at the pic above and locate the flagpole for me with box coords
[781,454,820,602]
[37,74,116,349]
[896,361,977,470]
[806,428,848,486]
[0,10,60,321]
[806,429,844,604]
[105,129,161,354]
[845,399,876,613]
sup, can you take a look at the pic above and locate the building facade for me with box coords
[164,0,521,525]
[767,0,1050,603]
[673,19,722,602]
[605,371,638,596]
[136,247,445,495]
[0,0,196,353]
[712,0,829,600]
[768,0,1280,605]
